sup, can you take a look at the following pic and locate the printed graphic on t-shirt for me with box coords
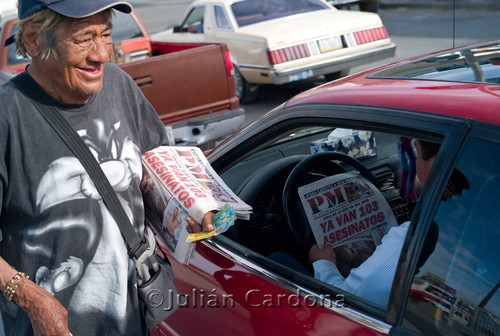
[24,118,141,321]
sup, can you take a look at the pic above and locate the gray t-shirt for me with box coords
[0,63,169,335]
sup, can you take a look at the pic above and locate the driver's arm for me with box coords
[308,222,409,308]
[309,244,346,286]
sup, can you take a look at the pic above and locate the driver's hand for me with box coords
[309,244,337,265]
[186,211,215,235]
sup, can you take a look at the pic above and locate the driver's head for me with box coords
[415,139,439,187]
[415,139,469,199]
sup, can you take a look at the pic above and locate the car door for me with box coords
[391,122,500,335]
[152,105,491,336]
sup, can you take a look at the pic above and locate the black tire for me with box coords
[234,66,259,104]
[324,69,350,82]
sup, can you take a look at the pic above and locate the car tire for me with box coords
[234,66,259,104]
[324,69,350,82]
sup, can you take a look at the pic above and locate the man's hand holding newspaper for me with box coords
[186,211,215,235]
[141,146,252,264]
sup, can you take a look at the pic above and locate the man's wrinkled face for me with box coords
[43,12,113,104]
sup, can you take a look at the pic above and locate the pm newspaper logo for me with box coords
[299,173,398,278]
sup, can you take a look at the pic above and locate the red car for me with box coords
[152,40,500,336]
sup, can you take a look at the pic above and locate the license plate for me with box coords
[289,70,314,82]
[317,36,343,53]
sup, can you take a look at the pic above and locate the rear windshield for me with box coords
[231,0,330,27]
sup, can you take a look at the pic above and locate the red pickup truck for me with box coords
[0,10,245,148]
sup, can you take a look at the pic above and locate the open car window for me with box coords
[218,123,422,318]
[179,6,205,33]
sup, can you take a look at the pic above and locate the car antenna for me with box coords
[452,0,456,48]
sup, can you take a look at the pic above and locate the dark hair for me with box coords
[418,140,440,161]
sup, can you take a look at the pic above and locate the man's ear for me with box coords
[22,22,42,57]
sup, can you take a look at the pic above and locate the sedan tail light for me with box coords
[268,43,311,65]
[353,26,389,45]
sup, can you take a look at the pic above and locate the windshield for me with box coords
[231,0,330,27]
[7,25,31,66]
[371,41,500,85]
[111,11,145,41]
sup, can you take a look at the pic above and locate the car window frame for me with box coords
[209,103,474,330]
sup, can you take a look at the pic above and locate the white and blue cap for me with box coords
[4,0,132,46]
[18,0,132,20]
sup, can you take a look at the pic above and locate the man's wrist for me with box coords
[0,261,20,292]
[11,276,36,312]
[4,271,30,301]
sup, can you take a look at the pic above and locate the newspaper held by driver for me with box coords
[141,146,252,264]
[299,173,398,277]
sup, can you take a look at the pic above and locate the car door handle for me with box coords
[134,75,152,87]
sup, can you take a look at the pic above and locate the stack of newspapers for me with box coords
[141,146,252,264]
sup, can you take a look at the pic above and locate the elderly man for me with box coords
[0,1,213,335]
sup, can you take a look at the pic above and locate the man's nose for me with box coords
[87,38,112,63]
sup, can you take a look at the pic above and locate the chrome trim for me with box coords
[237,63,270,70]
[202,239,392,334]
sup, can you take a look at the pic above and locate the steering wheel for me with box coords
[282,152,378,251]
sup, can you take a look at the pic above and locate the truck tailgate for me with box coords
[119,43,235,124]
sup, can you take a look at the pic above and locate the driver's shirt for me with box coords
[312,221,409,308]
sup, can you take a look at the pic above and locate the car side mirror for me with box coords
[173,25,182,33]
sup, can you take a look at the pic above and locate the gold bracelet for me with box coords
[4,271,29,302]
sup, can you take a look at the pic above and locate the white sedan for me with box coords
[152,0,396,103]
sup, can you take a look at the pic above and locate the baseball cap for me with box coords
[4,0,132,46]
[18,0,132,20]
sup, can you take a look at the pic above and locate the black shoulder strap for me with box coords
[10,72,146,259]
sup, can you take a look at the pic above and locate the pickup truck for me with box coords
[0,10,245,148]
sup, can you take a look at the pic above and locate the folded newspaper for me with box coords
[141,146,252,264]
[298,173,398,278]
